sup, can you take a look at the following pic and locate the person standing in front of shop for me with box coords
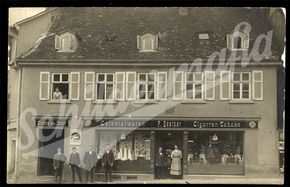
[102,144,115,182]
[83,146,97,183]
[53,147,67,183]
[170,145,182,179]
[155,147,166,179]
[69,147,82,183]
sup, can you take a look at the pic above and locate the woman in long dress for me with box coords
[170,145,182,179]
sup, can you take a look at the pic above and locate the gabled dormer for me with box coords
[55,31,80,52]
[226,31,249,51]
[137,31,158,52]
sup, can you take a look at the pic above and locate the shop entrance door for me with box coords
[155,131,183,179]
[37,128,64,176]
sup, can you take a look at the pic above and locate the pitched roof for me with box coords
[20,7,282,61]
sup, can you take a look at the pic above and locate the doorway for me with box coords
[155,131,183,179]
[37,128,64,176]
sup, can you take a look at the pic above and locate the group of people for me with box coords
[155,145,183,179]
[53,144,114,183]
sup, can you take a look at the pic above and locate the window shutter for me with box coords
[39,72,50,100]
[157,72,167,100]
[126,72,136,100]
[173,71,184,100]
[242,33,250,49]
[220,71,231,100]
[137,35,141,50]
[115,72,125,100]
[153,35,158,50]
[55,35,61,50]
[252,71,263,100]
[84,72,95,100]
[226,34,232,49]
[205,71,215,100]
[70,72,80,100]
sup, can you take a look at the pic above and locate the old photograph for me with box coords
[7,7,285,184]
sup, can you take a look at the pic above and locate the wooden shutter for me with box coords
[220,71,231,100]
[226,34,232,49]
[115,72,125,100]
[39,72,50,100]
[252,71,263,100]
[137,35,141,50]
[55,35,61,50]
[84,72,95,100]
[157,72,167,100]
[70,72,80,100]
[126,72,136,100]
[173,71,184,100]
[205,71,215,100]
[154,35,158,50]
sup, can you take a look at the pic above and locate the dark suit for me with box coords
[69,152,82,183]
[53,153,67,183]
[102,150,115,182]
[155,152,166,179]
[83,151,97,183]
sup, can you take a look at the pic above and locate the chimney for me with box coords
[179,7,189,16]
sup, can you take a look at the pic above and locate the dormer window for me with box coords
[137,32,158,52]
[198,33,209,40]
[227,31,249,51]
[55,31,79,52]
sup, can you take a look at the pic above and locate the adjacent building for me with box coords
[9,7,285,183]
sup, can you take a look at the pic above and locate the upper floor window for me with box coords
[137,32,158,52]
[137,73,156,100]
[226,31,249,51]
[55,32,79,52]
[39,72,80,101]
[185,72,204,100]
[232,72,251,100]
[96,73,115,101]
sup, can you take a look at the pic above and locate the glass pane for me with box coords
[242,73,249,81]
[194,73,202,81]
[206,86,214,98]
[139,91,146,99]
[41,74,49,82]
[233,91,240,99]
[206,72,214,81]
[148,73,155,82]
[175,83,182,95]
[254,72,262,81]
[116,83,123,99]
[106,84,113,92]
[62,74,69,82]
[148,84,154,92]
[116,73,124,82]
[106,91,113,100]
[98,74,105,82]
[175,73,182,82]
[186,73,194,81]
[97,83,105,99]
[222,83,229,98]
[127,83,135,99]
[128,74,135,82]
[71,83,78,98]
[53,74,60,82]
[186,84,193,91]
[107,74,113,82]
[86,74,94,82]
[242,83,249,91]
[233,73,240,81]
[158,83,166,99]
[139,74,146,81]
[143,37,153,50]
[148,91,155,99]
[85,83,93,98]
[186,90,193,99]
[158,73,166,82]
[242,91,249,99]
[139,84,146,92]
[41,83,48,98]
[233,83,240,91]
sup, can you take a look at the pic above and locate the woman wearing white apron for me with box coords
[170,145,182,179]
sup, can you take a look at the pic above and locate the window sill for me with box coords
[229,100,255,104]
[138,50,157,53]
[228,48,248,51]
[92,101,117,104]
[133,100,158,104]
[47,99,72,104]
[181,100,207,104]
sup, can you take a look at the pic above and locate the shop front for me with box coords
[83,117,258,179]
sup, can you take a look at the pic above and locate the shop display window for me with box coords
[187,131,244,175]
[95,131,151,173]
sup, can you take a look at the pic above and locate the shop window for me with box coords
[95,131,151,173]
[137,33,158,52]
[137,73,156,100]
[187,131,244,175]
[185,72,204,100]
[52,73,70,99]
[232,72,251,100]
[96,73,115,100]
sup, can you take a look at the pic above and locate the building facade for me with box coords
[10,7,285,183]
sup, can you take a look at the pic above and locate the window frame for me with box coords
[173,71,184,100]
[220,71,231,100]
[231,72,251,100]
[115,72,126,101]
[137,73,157,100]
[96,73,115,101]
[84,72,95,101]
[157,72,168,101]
[184,72,204,101]
[137,33,158,52]
[51,73,70,100]
[252,71,263,100]
[204,71,215,100]
[227,32,249,51]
